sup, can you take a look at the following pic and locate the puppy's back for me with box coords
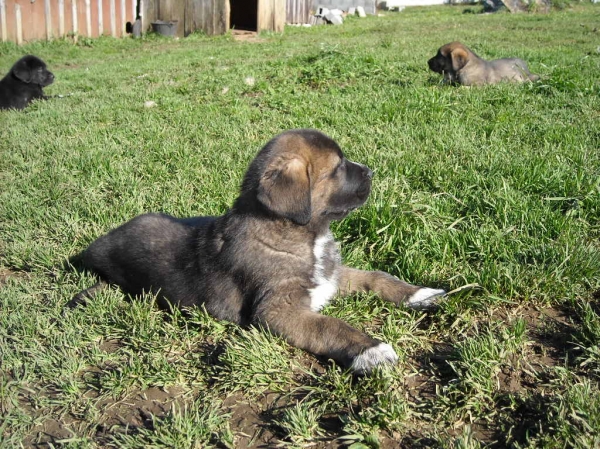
[82,213,202,296]
[488,58,539,83]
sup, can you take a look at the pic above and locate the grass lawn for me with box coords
[1,3,599,447]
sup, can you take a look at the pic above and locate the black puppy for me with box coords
[0,55,54,110]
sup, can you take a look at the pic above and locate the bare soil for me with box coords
[231,30,265,43]
[0,267,28,284]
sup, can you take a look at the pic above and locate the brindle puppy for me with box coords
[0,55,54,110]
[71,130,446,373]
[428,41,539,86]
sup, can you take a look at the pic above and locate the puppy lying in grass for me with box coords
[0,55,55,110]
[428,41,540,86]
[71,130,446,373]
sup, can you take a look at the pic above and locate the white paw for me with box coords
[350,343,398,374]
[407,288,446,309]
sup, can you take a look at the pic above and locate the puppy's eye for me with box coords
[330,160,346,177]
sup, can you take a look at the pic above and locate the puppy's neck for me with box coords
[304,219,332,237]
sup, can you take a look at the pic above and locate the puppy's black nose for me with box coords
[363,166,373,180]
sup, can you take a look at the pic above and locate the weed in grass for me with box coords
[572,298,600,373]
[341,381,411,436]
[293,364,357,412]
[212,326,299,396]
[290,362,409,446]
[272,400,326,446]
[438,425,483,449]
[510,370,600,449]
[112,399,233,448]
[295,45,387,90]
[435,319,529,421]
[542,379,600,448]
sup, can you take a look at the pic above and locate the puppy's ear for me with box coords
[257,157,312,225]
[12,60,33,83]
[450,48,469,72]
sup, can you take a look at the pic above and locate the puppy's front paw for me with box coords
[407,287,446,310]
[350,343,398,374]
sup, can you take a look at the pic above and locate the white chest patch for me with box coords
[308,233,340,312]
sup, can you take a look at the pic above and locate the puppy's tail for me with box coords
[65,280,108,309]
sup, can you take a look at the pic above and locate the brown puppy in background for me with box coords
[428,41,539,86]
[0,55,54,110]
[70,129,446,374]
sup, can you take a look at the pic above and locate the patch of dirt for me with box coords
[107,386,187,424]
[397,432,441,448]
[22,386,188,447]
[517,304,577,367]
[0,267,28,284]
[497,359,538,393]
[295,350,330,375]
[486,303,578,372]
[222,392,279,448]
[26,418,76,447]
[231,29,265,43]
[402,304,589,448]
[98,339,122,354]
[406,342,455,402]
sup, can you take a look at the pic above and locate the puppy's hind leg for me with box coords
[66,280,108,309]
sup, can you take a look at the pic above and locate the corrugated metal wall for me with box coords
[0,0,135,44]
[286,0,310,24]
[311,0,377,14]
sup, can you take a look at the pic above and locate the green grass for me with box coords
[1,3,600,447]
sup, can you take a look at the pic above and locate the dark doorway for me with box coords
[230,0,258,31]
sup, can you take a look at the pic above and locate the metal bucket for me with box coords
[151,20,178,37]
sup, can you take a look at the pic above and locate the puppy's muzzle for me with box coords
[428,57,441,73]
[356,164,373,200]
[44,71,55,86]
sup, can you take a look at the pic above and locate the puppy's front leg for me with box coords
[257,306,397,374]
[338,266,445,310]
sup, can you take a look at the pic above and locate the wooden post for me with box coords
[45,0,52,40]
[15,3,22,45]
[274,0,285,33]
[59,0,65,37]
[140,0,149,34]
[110,0,116,36]
[121,0,126,35]
[0,0,7,43]
[72,0,79,42]
[86,0,92,36]
[98,0,104,36]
